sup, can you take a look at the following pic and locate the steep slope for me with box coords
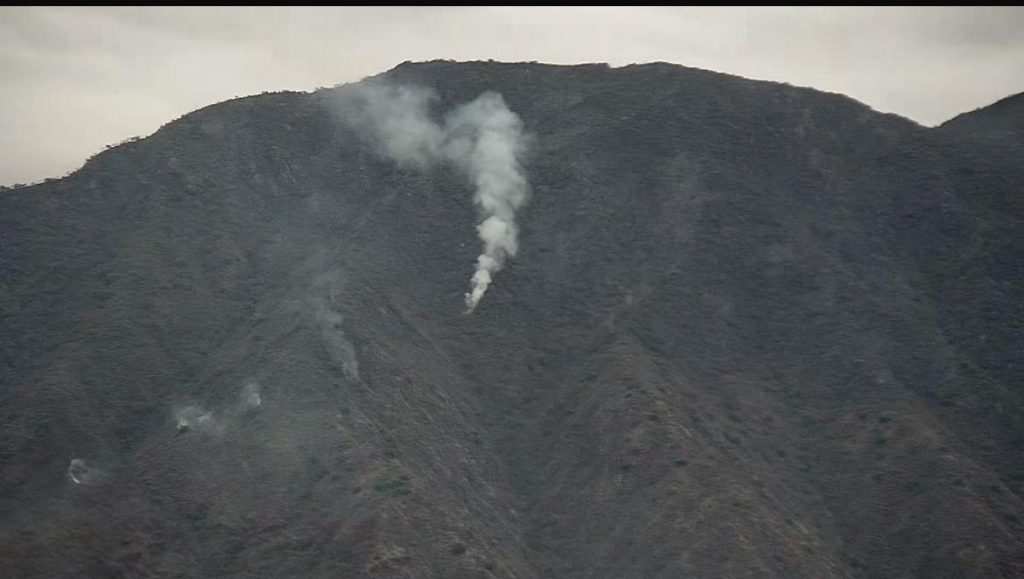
[1,61,1022,578]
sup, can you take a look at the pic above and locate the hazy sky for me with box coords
[2,6,1023,186]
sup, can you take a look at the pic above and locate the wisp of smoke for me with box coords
[313,298,361,382]
[174,405,224,438]
[67,458,107,485]
[338,81,529,313]
[240,382,262,410]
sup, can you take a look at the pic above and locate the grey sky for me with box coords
[2,6,1022,186]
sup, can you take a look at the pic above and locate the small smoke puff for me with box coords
[67,458,105,485]
[67,458,88,484]
[241,383,262,409]
[174,405,223,438]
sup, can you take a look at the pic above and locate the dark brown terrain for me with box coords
[1,60,1023,578]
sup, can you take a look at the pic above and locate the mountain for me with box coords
[1,60,1023,578]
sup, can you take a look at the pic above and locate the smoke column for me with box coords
[444,93,528,313]
[338,81,529,313]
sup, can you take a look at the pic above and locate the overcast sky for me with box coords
[2,6,1023,186]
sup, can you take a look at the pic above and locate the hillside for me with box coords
[1,60,1022,578]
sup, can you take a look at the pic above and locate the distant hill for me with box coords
[1,60,1022,578]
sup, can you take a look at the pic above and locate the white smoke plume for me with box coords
[444,93,529,313]
[338,81,529,313]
